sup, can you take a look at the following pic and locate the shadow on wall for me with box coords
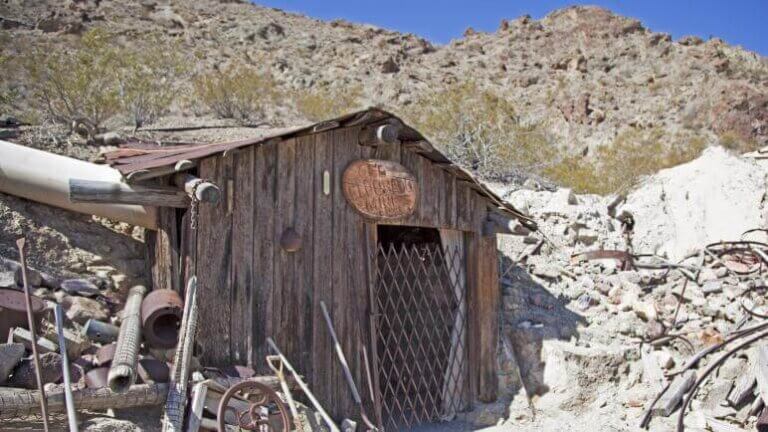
[497,254,586,400]
[0,192,147,288]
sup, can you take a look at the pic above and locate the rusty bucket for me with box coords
[0,288,45,337]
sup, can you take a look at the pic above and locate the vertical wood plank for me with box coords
[464,230,478,406]
[331,127,364,419]
[312,130,334,415]
[180,210,197,297]
[252,142,277,371]
[196,155,233,366]
[274,139,297,366]
[294,135,315,373]
[152,207,178,292]
[363,222,383,428]
[232,148,255,366]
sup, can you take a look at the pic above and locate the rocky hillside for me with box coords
[2,0,767,171]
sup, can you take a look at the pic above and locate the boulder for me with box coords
[62,296,110,324]
[0,343,25,384]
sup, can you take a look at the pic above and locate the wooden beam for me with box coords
[358,124,401,147]
[69,179,189,208]
[484,211,533,236]
[653,370,696,417]
[403,140,434,153]
[755,344,768,405]
[124,159,196,183]
[173,174,221,204]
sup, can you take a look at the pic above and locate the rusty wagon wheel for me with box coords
[217,379,290,432]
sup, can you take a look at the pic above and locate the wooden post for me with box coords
[476,234,499,402]
[69,179,189,208]
[484,211,533,236]
[173,174,221,204]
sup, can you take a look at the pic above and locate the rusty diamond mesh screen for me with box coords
[374,243,468,430]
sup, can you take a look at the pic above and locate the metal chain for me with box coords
[188,179,205,230]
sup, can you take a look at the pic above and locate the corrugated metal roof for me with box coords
[104,108,535,227]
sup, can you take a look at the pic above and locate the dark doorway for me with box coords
[374,225,468,430]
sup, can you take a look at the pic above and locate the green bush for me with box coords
[294,85,363,122]
[116,38,187,128]
[21,28,185,130]
[192,65,275,121]
[0,54,16,109]
[23,29,121,129]
[401,81,555,178]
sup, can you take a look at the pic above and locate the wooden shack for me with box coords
[101,108,535,429]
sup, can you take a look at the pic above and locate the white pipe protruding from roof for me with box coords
[0,139,158,229]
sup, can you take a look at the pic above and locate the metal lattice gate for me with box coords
[374,243,468,430]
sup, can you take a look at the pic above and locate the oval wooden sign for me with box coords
[342,159,418,220]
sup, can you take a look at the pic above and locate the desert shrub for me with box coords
[294,85,363,122]
[0,54,16,109]
[402,81,555,178]
[21,28,185,130]
[192,65,276,121]
[116,38,187,128]
[22,28,121,129]
[718,130,757,154]
[544,129,708,195]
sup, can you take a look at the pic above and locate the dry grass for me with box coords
[544,129,708,194]
[293,85,363,122]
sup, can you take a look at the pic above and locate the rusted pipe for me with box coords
[17,237,49,432]
[83,319,119,344]
[108,285,147,393]
[141,289,183,349]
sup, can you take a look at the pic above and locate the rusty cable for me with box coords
[676,327,768,432]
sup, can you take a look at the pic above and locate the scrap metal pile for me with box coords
[0,238,372,432]
[572,234,768,431]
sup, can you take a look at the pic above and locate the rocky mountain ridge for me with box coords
[1,0,767,162]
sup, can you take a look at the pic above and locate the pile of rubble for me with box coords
[490,147,768,431]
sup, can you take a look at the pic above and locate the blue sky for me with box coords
[257,0,768,56]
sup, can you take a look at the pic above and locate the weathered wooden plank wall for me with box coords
[196,154,234,366]
[193,124,500,419]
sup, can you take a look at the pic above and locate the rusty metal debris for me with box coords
[141,288,183,349]
[16,237,50,432]
[215,379,290,432]
[83,319,119,344]
[570,249,635,270]
[638,231,768,430]
[108,285,147,393]
[267,337,340,432]
[0,287,45,341]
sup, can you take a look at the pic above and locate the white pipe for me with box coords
[0,140,157,229]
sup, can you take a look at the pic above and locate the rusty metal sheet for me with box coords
[342,159,418,220]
